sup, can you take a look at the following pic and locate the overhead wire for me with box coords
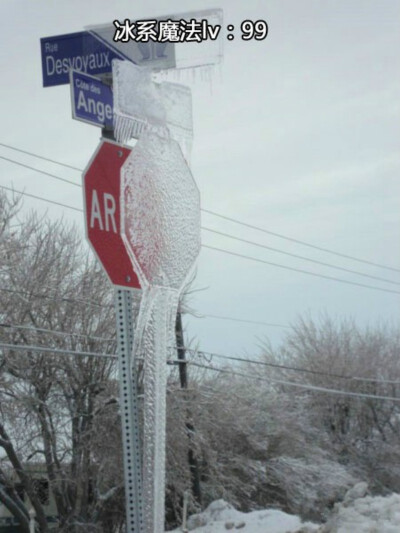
[180,345,400,385]
[1,143,399,274]
[0,142,82,171]
[203,245,400,295]
[202,208,400,274]
[0,286,112,309]
[0,287,282,328]
[0,155,80,188]
[203,226,400,286]
[0,341,398,402]
[194,313,289,328]
[0,342,116,359]
[187,361,400,402]
[1,186,398,295]
[1,322,399,386]
[1,152,399,412]
[0,323,113,343]
[2,340,398,403]
[0,184,82,212]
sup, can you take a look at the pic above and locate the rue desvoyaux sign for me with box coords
[40,28,175,87]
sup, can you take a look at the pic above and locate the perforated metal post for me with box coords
[115,288,143,532]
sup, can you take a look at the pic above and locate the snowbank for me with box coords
[169,499,318,532]
[169,489,400,532]
[319,491,400,533]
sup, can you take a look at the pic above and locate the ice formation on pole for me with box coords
[120,132,201,533]
[112,60,193,159]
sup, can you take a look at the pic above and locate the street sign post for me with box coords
[82,139,140,290]
[70,70,113,128]
[115,288,144,533]
[83,140,144,532]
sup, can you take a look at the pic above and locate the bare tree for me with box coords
[260,314,400,499]
[0,194,125,532]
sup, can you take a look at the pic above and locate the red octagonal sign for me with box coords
[83,139,141,290]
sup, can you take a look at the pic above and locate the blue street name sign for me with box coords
[41,29,176,87]
[40,31,125,87]
[70,70,114,128]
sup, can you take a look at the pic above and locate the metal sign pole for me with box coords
[115,288,143,532]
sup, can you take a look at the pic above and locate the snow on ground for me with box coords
[169,499,318,533]
[320,492,400,533]
[169,489,400,532]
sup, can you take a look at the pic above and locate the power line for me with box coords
[2,142,399,275]
[2,157,399,300]
[0,342,116,359]
[0,155,80,188]
[0,142,82,171]
[1,341,399,401]
[2,186,398,295]
[195,313,289,329]
[5,323,366,381]
[0,288,285,329]
[203,227,400,286]
[182,346,400,385]
[0,321,396,385]
[202,208,400,274]
[203,244,400,295]
[0,323,113,343]
[0,185,82,213]
[188,361,400,402]
[0,340,169,366]
[0,286,111,309]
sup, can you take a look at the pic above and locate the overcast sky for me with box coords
[1,0,399,358]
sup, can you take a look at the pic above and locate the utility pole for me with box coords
[175,311,202,506]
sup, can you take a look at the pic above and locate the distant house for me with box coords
[0,464,58,532]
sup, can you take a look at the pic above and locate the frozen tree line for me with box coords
[1,190,400,532]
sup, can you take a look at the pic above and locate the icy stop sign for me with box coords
[83,140,140,289]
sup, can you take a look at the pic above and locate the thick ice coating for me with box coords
[112,60,193,159]
[136,286,179,533]
[113,60,166,131]
[121,131,200,290]
[121,132,200,533]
